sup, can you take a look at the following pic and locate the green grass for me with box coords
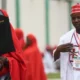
[47,73,60,79]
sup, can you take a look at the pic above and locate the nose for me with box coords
[75,18,79,22]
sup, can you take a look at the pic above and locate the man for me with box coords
[54,3,80,80]
[0,9,27,80]
[23,34,47,80]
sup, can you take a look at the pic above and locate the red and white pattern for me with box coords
[71,3,80,14]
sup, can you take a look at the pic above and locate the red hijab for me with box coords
[15,28,25,49]
[23,34,47,80]
[0,9,27,80]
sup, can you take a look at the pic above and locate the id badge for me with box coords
[73,56,80,69]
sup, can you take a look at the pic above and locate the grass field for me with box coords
[47,73,60,79]
[48,79,60,80]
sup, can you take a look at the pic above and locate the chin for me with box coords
[77,27,80,29]
[76,28,80,33]
[75,26,80,29]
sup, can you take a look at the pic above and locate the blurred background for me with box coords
[1,0,80,80]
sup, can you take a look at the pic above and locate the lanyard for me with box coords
[69,31,79,63]
[75,32,80,50]
[70,31,80,55]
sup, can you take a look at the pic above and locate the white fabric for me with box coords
[0,73,10,80]
[57,28,80,80]
[43,51,56,74]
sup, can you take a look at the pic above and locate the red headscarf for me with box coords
[23,34,47,80]
[0,9,27,80]
[46,45,52,50]
[15,28,25,49]
[27,34,37,45]
[15,28,23,39]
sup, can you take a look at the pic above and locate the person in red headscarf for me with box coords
[43,45,56,74]
[23,34,47,80]
[54,3,80,80]
[0,9,27,80]
[46,45,53,56]
[15,28,25,49]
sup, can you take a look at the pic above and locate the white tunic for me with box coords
[59,28,80,80]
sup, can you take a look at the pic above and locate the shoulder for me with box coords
[60,29,75,41]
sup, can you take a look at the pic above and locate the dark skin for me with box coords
[24,37,32,49]
[71,13,80,33]
[0,57,9,71]
[26,37,32,46]
[54,12,80,61]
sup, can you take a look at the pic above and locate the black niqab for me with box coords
[0,15,15,54]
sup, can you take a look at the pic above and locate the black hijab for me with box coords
[0,11,15,54]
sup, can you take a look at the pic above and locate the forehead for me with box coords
[71,12,80,17]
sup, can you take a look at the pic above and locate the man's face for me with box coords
[71,12,80,30]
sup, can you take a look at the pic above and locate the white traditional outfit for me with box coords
[59,28,80,80]
[56,3,80,80]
